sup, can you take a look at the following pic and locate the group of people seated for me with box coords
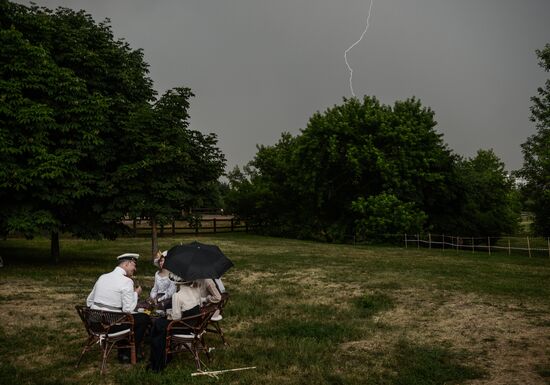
[85,251,225,372]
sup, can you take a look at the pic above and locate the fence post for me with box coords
[456,236,459,252]
[417,234,420,249]
[527,236,531,258]
[172,221,175,236]
[442,234,445,251]
[405,233,408,249]
[488,237,491,256]
[213,218,217,234]
[231,218,234,232]
[472,237,474,253]
[548,237,550,259]
[429,233,432,249]
[508,238,511,256]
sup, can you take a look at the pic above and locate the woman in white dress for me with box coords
[149,251,176,308]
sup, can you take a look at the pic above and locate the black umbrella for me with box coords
[164,241,233,280]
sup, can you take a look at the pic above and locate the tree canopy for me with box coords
[518,44,550,236]
[0,1,225,260]
[454,149,520,237]
[226,96,519,241]
[111,87,225,255]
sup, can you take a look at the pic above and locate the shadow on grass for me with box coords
[389,339,485,385]
[354,291,394,318]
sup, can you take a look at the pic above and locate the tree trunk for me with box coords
[151,217,159,261]
[50,231,60,264]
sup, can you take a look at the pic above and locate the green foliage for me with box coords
[0,23,108,238]
[0,1,154,243]
[224,135,305,236]
[107,87,225,222]
[227,95,520,240]
[454,149,520,237]
[0,2,225,258]
[352,193,427,241]
[517,44,550,236]
[229,96,459,240]
[185,214,203,231]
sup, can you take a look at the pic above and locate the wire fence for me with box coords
[127,218,549,258]
[403,233,550,258]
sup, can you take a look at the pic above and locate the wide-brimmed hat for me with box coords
[153,250,168,267]
[168,271,192,285]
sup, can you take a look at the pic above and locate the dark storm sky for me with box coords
[17,0,550,172]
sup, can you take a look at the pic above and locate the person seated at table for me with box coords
[149,250,176,309]
[196,278,222,306]
[148,274,201,372]
[86,253,151,363]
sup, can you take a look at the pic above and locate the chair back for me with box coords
[165,303,219,370]
[75,305,133,336]
[167,303,217,336]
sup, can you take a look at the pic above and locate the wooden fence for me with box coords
[404,233,550,258]
[127,217,251,236]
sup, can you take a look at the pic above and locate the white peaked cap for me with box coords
[117,253,140,262]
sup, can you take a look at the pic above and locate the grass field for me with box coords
[0,233,549,385]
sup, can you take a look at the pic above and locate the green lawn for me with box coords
[1,233,549,385]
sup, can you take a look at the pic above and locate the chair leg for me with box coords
[75,347,87,368]
[100,343,110,375]
[101,341,119,374]
[214,322,228,345]
[201,336,211,362]
[130,344,136,365]
[76,338,95,368]
[192,342,202,371]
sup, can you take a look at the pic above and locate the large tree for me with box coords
[518,44,550,235]
[293,97,460,240]
[1,2,226,260]
[232,96,462,241]
[0,26,109,260]
[110,87,225,257]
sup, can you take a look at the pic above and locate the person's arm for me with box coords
[150,273,159,300]
[215,278,226,293]
[121,279,138,313]
[162,280,177,302]
[171,293,182,320]
[86,282,96,307]
[205,279,221,303]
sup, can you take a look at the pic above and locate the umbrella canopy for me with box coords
[164,241,233,280]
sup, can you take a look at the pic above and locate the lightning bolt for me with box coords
[344,0,374,97]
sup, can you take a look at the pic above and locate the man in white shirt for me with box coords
[87,253,150,363]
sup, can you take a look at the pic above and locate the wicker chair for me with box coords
[75,305,136,374]
[165,303,217,370]
[206,292,230,345]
